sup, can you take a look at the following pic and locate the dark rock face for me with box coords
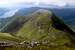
[51,14,75,41]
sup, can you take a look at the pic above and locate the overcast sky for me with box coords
[0,0,75,8]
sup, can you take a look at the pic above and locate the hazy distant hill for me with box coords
[0,8,8,16]
[51,8,75,32]
[15,7,52,16]
[0,7,40,30]
[0,17,12,29]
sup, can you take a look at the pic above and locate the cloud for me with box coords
[0,0,75,8]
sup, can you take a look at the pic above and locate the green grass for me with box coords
[16,9,70,46]
[0,33,22,43]
[0,9,74,50]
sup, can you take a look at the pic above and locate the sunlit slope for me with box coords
[0,33,21,42]
[0,16,27,33]
[16,9,70,45]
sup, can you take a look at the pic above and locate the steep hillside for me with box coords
[0,16,30,33]
[16,9,70,46]
[0,33,21,43]
[52,8,75,33]
[0,17,11,29]
[0,7,50,30]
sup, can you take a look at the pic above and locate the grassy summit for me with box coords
[16,9,70,46]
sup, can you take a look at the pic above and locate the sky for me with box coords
[0,0,75,8]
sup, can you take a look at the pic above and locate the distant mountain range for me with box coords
[51,8,75,32]
[0,7,41,30]
[0,7,40,18]
[0,8,19,18]
[0,7,75,33]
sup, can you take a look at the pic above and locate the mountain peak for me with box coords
[16,9,69,46]
[32,9,52,16]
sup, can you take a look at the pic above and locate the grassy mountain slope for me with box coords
[0,33,21,42]
[16,9,70,46]
[0,9,75,50]
[0,16,30,34]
